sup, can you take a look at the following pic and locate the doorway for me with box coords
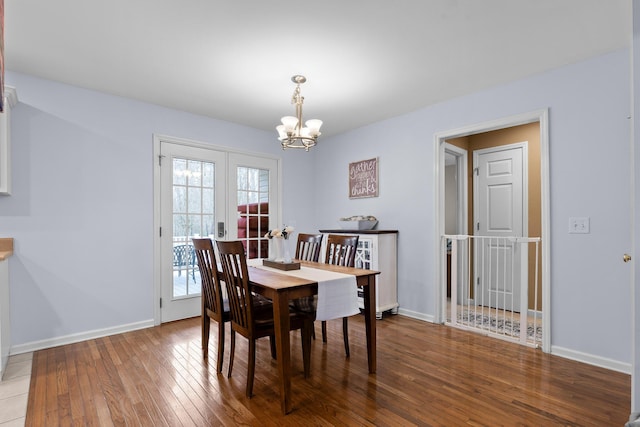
[435,109,550,352]
[152,135,280,324]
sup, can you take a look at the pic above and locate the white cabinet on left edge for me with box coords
[0,87,18,195]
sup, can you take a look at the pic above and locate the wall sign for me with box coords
[349,157,378,199]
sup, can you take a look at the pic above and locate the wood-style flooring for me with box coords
[24,314,630,426]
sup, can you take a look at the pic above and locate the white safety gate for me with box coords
[443,234,542,347]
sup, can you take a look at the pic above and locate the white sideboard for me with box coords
[319,230,398,319]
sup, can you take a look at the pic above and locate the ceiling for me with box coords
[4,0,632,138]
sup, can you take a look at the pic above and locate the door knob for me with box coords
[623,254,632,263]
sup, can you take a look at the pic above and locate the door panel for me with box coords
[474,144,526,311]
[227,153,279,259]
[160,142,226,322]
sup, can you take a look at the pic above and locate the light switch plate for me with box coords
[568,217,590,234]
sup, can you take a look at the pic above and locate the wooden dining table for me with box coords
[246,259,379,414]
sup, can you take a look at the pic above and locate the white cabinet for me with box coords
[0,87,18,195]
[320,230,398,319]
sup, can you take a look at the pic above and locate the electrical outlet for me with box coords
[568,217,590,234]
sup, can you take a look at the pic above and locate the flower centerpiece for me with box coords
[264,225,295,262]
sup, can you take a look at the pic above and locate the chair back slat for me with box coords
[192,238,223,318]
[216,240,253,336]
[325,234,359,267]
[295,233,323,262]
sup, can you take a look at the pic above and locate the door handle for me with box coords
[217,222,225,238]
[623,254,632,263]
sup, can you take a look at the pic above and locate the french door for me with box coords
[158,142,226,322]
[154,137,279,323]
[227,152,279,260]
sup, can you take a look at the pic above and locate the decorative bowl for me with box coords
[338,220,378,230]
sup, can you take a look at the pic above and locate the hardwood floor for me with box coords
[25,314,630,426]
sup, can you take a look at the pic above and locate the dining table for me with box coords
[246,258,380,414]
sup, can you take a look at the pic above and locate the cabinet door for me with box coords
[355,237,376,270]
[354,237,377,311]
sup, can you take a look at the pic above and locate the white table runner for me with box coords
[247,259,360,321]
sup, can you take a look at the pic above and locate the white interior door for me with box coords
[474,143,527,312]
[159,142,226,322]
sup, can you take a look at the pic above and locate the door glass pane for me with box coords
[173,157,216,298]
[202,189,214,213]
[237,166,270,259]
[187,187,201,213]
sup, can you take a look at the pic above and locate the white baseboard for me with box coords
[9,319,155,355]
[551,345,631,374]
[397,308,435,323]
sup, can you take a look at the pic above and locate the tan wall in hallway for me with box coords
[446,122,541,311]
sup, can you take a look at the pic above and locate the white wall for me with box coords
[316,49,633,368]
[0,72,317,350]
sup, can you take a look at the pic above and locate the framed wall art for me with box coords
[348,157,378,199]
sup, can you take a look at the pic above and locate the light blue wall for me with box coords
[0,72,316,347]
[317,49,632,367]
[0,48,634,370]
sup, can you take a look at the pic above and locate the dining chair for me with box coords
[216,239,313,398]
[294,233,323,263]
[291,233,324,338]
[322,234,359,357]
[192,238,230,373]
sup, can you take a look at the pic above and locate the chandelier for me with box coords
[276,75,322,151]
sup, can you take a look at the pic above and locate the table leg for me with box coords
[273,290,292,414]
[362,275,377,373]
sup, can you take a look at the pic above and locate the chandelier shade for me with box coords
[276,75,322,151]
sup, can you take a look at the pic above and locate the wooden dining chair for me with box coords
[216,240,313,398]
[192,238,231,374]
[322,234,360,357]
[292,233,324,337]
[294,233,323,263]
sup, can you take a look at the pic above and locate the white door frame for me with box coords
[152,134,282,326]
[434,109,551,352]
[444,143,468,237]
[444,144,468,309]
